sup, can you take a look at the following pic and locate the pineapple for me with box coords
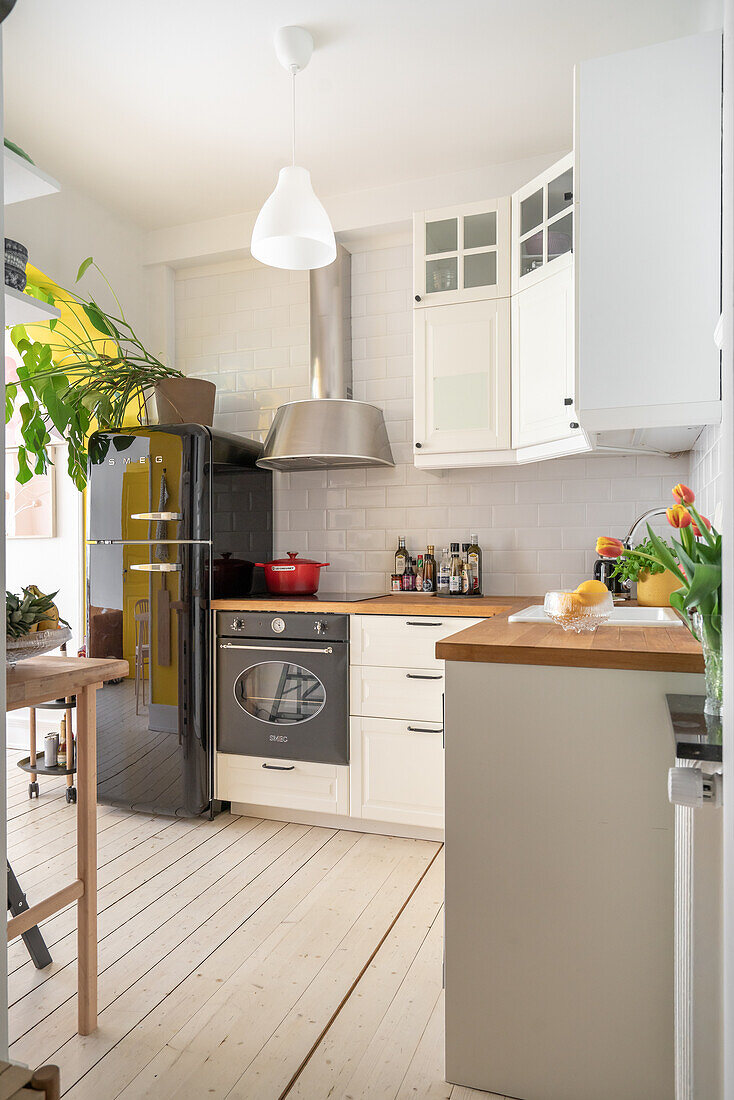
[6,587,69,637]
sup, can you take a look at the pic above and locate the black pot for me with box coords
[212,552,254,598]
[5,238,28,291]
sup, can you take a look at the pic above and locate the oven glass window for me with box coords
[234,661,326,724]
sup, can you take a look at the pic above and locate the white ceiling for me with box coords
[4,0,714,231]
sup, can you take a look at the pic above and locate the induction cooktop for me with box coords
[256,590,387,604]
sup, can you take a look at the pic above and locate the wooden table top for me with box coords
[212,594,515,617]
[435,602,705,673]
[6,654,129,712]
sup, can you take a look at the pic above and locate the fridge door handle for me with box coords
[130,563,182,572]
[130,511,182,521]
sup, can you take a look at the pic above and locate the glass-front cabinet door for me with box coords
[414,197,511,306]
[512,153,574,293]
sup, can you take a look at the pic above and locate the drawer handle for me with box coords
[406,621,444,626]
[406,673,443,680]
[407,726,443,734]
[130,511,182,521]
[262,763,295,771]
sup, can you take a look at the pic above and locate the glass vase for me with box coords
[691,611,723,717]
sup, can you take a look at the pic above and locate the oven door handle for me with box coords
[218,643,333,655]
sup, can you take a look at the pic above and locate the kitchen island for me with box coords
[437,604,705,1100]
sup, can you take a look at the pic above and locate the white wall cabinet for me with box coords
[511,153,574,295]
[575,31,721,435]
[413,298,511,462]
[412,33,722,470]
[413,197,510,307]
[511,263,580,449]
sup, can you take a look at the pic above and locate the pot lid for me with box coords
[264,552,328,566]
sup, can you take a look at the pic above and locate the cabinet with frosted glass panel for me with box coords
[413,198,510,307]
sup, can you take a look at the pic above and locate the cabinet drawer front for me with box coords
[350,716,444,829]
[351,665,444,722]
[216,752,348,814]
[353,614,483,669]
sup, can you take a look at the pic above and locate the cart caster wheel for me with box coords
[66,787,77,804]
[28,782,39,799]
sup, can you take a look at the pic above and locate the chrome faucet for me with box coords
[623,508,669,548]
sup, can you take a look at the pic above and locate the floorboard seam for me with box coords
[277,841,444,1100]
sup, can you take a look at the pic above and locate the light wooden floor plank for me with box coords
[5,751,497,1100]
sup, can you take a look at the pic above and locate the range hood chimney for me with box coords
[256,245,394,471]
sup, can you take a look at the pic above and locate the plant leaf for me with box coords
[82,303,114,337]
[76,256,94,282]
[645,524,688,585]
[682,563,722,611]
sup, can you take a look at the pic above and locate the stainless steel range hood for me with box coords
[257,245,394,471]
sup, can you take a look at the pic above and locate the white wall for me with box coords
[5,183,150,343]
[691,422,723,521]
[176,243,690,596]
[5,183,150,749]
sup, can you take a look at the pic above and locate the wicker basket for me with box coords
[6,626,71,667]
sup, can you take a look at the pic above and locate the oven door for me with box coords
[216,638,348,765]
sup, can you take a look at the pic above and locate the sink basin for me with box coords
[508,604,683,626]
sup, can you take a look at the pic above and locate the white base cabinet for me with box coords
[350,717,444,830]
[216,752,349,816]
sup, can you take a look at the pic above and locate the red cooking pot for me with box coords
[256,551,330,595]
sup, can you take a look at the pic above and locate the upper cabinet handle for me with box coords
[130,511,182,521]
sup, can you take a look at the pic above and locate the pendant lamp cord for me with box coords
[291,68,297,167]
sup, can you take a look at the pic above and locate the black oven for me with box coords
[216,612,349,765]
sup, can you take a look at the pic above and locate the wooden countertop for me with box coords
[6,654,129,711]
[435,602,705,673]
[212,594,516,617]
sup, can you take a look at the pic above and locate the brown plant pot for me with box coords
[150,378,216,426]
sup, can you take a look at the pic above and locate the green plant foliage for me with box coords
[7,258,182,490]
[610,536,674,584]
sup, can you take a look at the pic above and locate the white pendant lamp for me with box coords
[251,26,336,271]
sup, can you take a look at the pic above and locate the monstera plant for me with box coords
[7,257,183,490]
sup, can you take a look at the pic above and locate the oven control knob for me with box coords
[271,617,286,634]
[231,618,245,630]
[314,620,327,635]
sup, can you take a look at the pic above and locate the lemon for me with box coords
[574,579,609,607]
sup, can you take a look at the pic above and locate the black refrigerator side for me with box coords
[87,540,211,816]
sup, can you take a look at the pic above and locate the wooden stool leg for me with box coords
[66,700,74,790]
[29,707,37,783]
[76,684,98,1035]
[30,1063,61,1100]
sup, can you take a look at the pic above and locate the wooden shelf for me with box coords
[4,146,60,205]
[4,285,60,327]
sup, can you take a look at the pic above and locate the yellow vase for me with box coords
[636,568,682,607]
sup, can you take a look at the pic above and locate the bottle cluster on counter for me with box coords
[392,535,482,595]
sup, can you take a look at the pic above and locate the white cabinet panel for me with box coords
[576,32,721,431]
[350,717,444,829]
[353,614,483,670]
[351,665,444,723]
[414,298,511,459]
[216,752,349,815]
[512,265,581,449]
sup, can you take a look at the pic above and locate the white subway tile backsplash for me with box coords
[176,252,691,595]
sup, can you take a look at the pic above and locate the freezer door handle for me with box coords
[130,511,182,521]
[130,563,182,572]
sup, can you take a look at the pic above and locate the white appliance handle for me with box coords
[130,563,181,572]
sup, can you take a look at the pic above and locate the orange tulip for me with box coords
[667,505,692,528]
[596,536,624,558]
[692,514,712,538]
[672,483,695,505]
